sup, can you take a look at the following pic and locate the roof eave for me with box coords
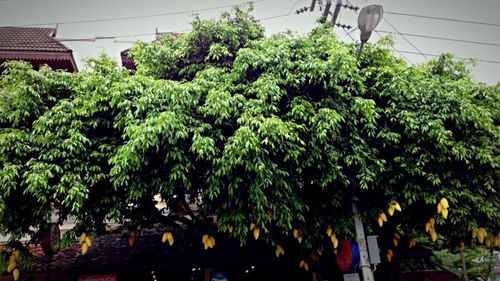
[0,50,78,72]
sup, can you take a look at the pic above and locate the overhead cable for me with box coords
[385,11,500,27]
[341,28,499,64]
[381,17,428,59]
[374,30,412,63]
[1,0,264,27]
[259,0,306,20]
[394,50,500,64]
[376,30,500,47]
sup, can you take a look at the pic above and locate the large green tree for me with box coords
[0,6,498,271]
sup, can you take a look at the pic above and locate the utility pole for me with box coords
[353,7,384,281]
[331,0,343,27]
[352,201,375,281]
[309,0,316,11]
[321,0,332,21]
[303,0,355,31]
[298,4,383,280]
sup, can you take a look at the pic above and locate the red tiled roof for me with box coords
[28,229,277,274]
[0,27,71,53]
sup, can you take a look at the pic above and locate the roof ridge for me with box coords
[0,26,55,31]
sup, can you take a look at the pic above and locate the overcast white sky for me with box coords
[1,0,499,84]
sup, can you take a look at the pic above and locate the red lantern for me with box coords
[336,239,360,272]
[336,239,353,271]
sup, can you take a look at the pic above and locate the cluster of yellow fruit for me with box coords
[472,228,488,244]
[495,235,500,248]
[299,259,309,271]
[292,228,302,244]
[249,223,260,240]
[326,225,338,249]
[387,201,402,216]
[377,212,388,227]
[378,201,402,227]
[161,231,174,246]
[425,218,438,241]
[202,234,215,250]
[392,233,400,247]
[386,249,394,262]
[6,250,20,281]
[437,198,449,219]
[472,228,499,248]
[79,232,92,255]
[275,245,285,258]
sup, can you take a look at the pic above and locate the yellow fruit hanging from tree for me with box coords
[299,260,309,271]
[13,268,20,281]
[81,243,89,255]
[326,225,333,237]
[440,198,449,209]
[252,226,260,240]
[275,245,285,257]
[85,236,92,247]
[79,232,87,244]
[386,249,393,262]
[7,260,16,273]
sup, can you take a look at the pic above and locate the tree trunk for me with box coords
[459,246,468,281]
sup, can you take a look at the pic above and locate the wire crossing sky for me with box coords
[1,0,499,84]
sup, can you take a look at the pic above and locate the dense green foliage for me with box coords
[0,7,498,266]
[432,246,499,281]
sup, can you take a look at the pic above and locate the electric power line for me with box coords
[346,26,358,35]
[259,0,306,21]
[1,0,264,28]
[7,21,500,51]
[385,11,500,27]
[4,0,500,66]
[258,14,292,21]
[341,27,500,64]
[109,1,307,37]
[381,17,428,59]
[376,30,500,47]
[1,1,307,46]
[343,27,355,41]
[72,3,310,40]
[373,30,412,63]
[5,28,500,65]
[394,50,500,64]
